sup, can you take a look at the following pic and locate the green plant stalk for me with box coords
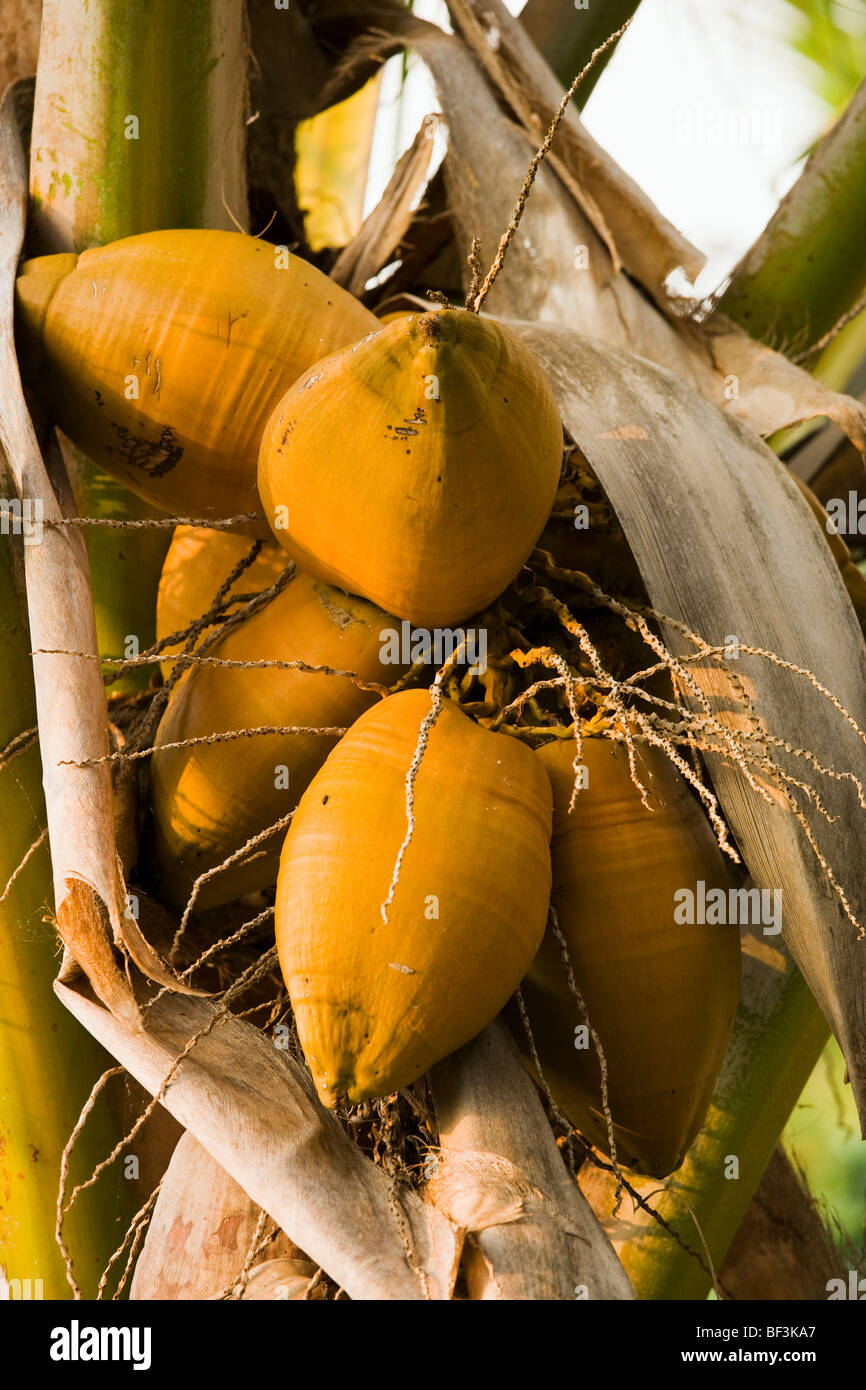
[718,79,866,354]
[597,934,829,1300]
[28,0,249,693]
[0,505,124,1299]
[521,0,642,103]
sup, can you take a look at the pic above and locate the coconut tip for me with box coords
[317,1072,351,1110]
[418,310,448,343]
[15,251,78,378]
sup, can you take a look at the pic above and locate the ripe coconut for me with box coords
[258,309,563,626]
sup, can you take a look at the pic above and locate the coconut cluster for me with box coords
[17,230,741,1177]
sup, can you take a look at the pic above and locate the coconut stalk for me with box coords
[430,1019,635,1299]
[579,925,830,1299]
[0,458,125,1299]
[28,0,249,693]
[718,78,866,354]
[716,76,866,461]
[29,0,246,245]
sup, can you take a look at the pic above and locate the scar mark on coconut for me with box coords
[418,312,446,344]
[388,962,416,974]
[226,309,248,347]
[106,422,183,478]
[153,358,162,396]
[352,330,382,352]
[314,583,362,630]
[394,426,418,439]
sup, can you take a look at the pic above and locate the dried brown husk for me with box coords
[330,113,439,296]
[130,1131,304,1300]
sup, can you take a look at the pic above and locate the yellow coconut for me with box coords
[275,689,553,1104]
[145,571,401,909]
[258,309,563,625]
[156,526,289,679]
[512,736,741,1178]
[15,230,378,521]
